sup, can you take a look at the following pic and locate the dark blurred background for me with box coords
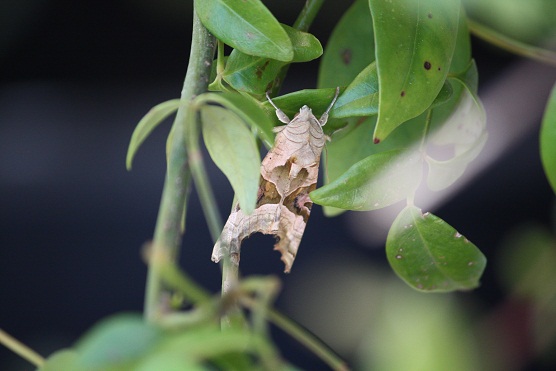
[1,1,556,370]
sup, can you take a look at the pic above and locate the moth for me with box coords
[212,88,340,273]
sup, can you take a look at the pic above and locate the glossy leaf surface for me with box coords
[386,206,486,292]
[197,92,274,147]
[428,8,472,128]
[320,117,377,217]
[222,25,322,94]
[261,88,344,133]
[318,0,375,89]
[195,0,293,61]
[281,24,323,63]
[126,99,180,170]
[201,105,260,214]
[369,0,460,141]
[321,112,426,216]
[310,149,423,210]
[331,62,452,120]
[222,52,283,94]
[540,83,556,193]
[331,62,379,118]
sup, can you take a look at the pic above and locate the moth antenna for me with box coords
[319,87,340,126]
[265,91,280,110]
[325,87,340,114]
[266,91,290,124]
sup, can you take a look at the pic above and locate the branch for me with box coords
[467,18,556,67]
[0,329,45,368]
[144,10,216,322]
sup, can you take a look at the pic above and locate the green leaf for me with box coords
[331,62,451,120]
[201,105,260,214]
[222,25,322,94]
[428,8,473,127]
[322,112,427,216]
[194,0,293,61]
[127,99,181,170]
[39,349,79,371]
[261,88,345,134]
[431,80,453,108]
[311,149,423,211]
[282,24,323,63]
[331,62,379,118]
[540,83,556,193]
[426,61,487,191]
[321,117,376,217]
[318,0,375,89]
[321,117,376,216]
[369,0,460,142]
[75,314,161,369]
[196,92,274,147]
[223,51,284,94]
[464,0,556,45]
[386,205,486,292]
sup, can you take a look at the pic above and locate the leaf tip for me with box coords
[125,152,134,171]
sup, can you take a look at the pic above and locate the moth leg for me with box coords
[319,86,340,126]
[295,193,312,214]
[266,92,291,124]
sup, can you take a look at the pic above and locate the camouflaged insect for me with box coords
[212,88,339,273]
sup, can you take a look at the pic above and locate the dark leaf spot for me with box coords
[255,60,270,79]
[265,80,276,92]
[400,90,406,97]
[428,13,433,19]
[373,137,380,144]
[437,67,441,71]
[340,49,352,65]
[424,61,431,70]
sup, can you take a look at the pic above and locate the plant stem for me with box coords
[144,11,216,323]
[419,108,433,152]
[186,56,243,331]
[0,329,45,368]
[183,100,238,319]
[216,40,225,76]
[240,298,349,371]
[271,0,326,96]
[219,245,243,330]
[185,105,223,242]
[467,18,556,67]
[293,0,326,32]
[268,309,349,371]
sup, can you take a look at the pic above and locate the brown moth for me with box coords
[211,88,340,273]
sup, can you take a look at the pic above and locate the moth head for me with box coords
[292,105,314,121]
